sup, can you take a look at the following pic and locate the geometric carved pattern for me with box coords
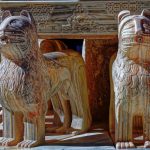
[0,1,147,35]
[106,1,142,16]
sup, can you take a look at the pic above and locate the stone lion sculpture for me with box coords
[0,10,91,147]
[110,9,150,149]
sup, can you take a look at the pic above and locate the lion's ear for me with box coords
[20,10,32,22]
[20,10,36,29]
[1,10,12,21]
[118,10,130,24]
[141,9,150,19]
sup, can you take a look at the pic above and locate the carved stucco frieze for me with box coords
[0,1,147,36]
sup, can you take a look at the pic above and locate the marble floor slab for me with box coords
[0,127,115,150]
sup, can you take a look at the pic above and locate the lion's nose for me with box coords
[135,29,143,36]
[134,18,143,35]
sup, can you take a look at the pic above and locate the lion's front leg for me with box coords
[17,114,45,148]
[115,101,134,149]
[0,108,13,145]
[27,114,45,147]
[2,111,24,146]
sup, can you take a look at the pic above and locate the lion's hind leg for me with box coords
[47,86,73,134]
[55,99,73,134]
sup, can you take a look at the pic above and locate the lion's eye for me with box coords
[10,20,19,27]
[138,37,142,42]
[135,36,143,43]
[11,20,16,24]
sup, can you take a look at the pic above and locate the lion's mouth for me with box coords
[0,30,25,45]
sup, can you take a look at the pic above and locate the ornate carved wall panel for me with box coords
[0,1,149,37]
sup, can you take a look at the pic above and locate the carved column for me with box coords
[83,38,117,123]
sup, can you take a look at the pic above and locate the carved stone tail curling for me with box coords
[110,9,150,149]
[0,10,91,147]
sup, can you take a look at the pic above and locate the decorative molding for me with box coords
[0,1,148,36]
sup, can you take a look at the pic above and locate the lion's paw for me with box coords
[17,140,44,148]
[116,142,135,149]
[144,141,150,148]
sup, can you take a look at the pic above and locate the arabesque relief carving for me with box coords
[1,1,149,35]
